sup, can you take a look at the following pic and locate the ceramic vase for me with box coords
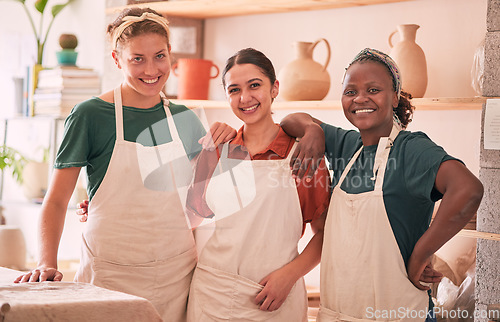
[0,226,27,270]
[388,24,428,98]
[172,59,219,100]
[22,161,49,200]
[278,38,331,101]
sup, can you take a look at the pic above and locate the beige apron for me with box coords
[317,124,429,322]
[187,142,308,321]
[74,87,197,322]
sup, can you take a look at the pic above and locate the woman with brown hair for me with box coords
[185,48,331,321]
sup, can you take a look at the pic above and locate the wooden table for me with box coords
[0,267,162,322]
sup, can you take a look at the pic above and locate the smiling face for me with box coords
[113,32,171,104]
[224,63,279,126]
[342,61,399,145]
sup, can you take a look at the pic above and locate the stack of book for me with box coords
[33,66,101,117]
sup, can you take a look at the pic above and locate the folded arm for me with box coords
[280,113,325,180]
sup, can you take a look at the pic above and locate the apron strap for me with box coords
[372,122,401,190]
[160,92,182,144]
[221,142,230,159]
[337,147,363,188]
[337,122,401,190]
[215,142,232,177]
[114,87,124,142]
[285,141,299,164]
[218,142,244,210]
[158,93,183,182]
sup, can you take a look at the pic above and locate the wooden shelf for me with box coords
[412,97,490,110]
[172,97,492,111]
[458,229,500,242]
[107,0,414,19]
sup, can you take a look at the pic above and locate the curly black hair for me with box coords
[395,90,414,128]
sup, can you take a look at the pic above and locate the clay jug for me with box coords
[172,58,219,100]
[388,24,428,98]
[278,38,331,101]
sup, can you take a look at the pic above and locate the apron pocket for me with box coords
[92,257,156,301]
[92,247,197,304]
[193,264,281,321]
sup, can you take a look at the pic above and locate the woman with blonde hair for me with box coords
[16,7,234,321]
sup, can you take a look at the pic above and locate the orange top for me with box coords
[186,125,331,233]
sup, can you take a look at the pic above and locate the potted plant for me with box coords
[7,0,76,115]
[0,146,28,270]
[8,0,76,65]
[0,145,27,225]
[56,33,79,66]
[0,145,49,202]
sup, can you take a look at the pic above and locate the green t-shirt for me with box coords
[55,97,206,200]
[320,123,460,266]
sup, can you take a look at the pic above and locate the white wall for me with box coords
[0,0,106,119]
[200,0,486,174]
[203,0,487,101]
[0,0,105,264]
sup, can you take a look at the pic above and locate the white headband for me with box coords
[112,12,170,50]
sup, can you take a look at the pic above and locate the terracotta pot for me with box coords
[0,226,27,270]
[388,24,428,98]
[172,59,219,100]
[22,161,49,200]
[278,38,331,101]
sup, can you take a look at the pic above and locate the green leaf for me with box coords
[51,0,74,18]
[12,162,24,184]
[0,145,27,185]
[34,0,48,14]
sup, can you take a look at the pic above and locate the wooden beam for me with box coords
[107,0,414,19]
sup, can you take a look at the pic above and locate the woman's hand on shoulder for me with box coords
[199,122,236,150]
[291,123,325,181]
[76,200,89,222]
[14,266,63,283]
